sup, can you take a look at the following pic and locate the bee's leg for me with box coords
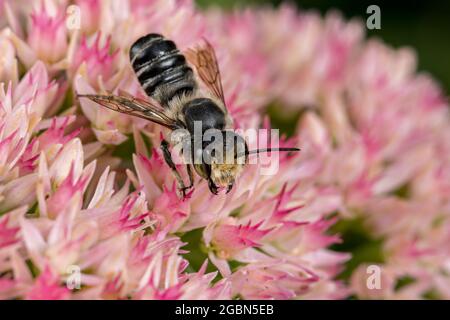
[160,139,189,198]
[178,164,195,196]
[186,164,194,189]
[208,179,219,195]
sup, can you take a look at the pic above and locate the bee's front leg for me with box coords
[160,139,193,199]
[180,164,195,197]
[186,164,194,189]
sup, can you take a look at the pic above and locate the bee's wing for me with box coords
[185,39,226,106]
[78,93,178,129]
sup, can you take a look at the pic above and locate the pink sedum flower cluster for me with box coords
[0,0,448,300]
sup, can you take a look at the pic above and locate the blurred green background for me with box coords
[197,0,450,95]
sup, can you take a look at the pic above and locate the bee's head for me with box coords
[192,129,300,195]
[193,130,248,194]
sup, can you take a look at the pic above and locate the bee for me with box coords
[78,33,299,197]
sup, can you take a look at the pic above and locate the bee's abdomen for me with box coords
[130,33,196,106]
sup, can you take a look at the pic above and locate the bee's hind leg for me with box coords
[160,139,193,198]
[179,164,195,197]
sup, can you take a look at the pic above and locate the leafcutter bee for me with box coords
[78,34,299,197]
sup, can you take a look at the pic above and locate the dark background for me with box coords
[198,0,450,95]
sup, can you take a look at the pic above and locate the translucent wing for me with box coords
[185,39,225,105]
[78,92,178,129]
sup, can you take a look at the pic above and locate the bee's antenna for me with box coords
[235,147,301,159]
